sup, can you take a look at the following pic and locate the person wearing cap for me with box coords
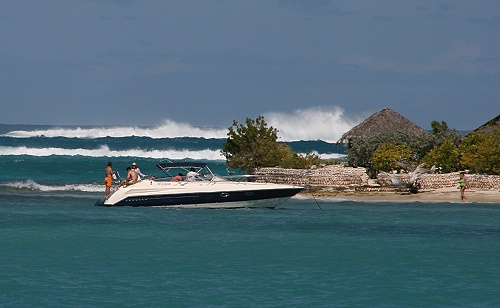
[131,162,145,180]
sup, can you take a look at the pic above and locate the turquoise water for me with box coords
[0,124,498,306]
[1,200,498,307]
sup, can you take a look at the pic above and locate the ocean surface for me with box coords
[0,124,498,307]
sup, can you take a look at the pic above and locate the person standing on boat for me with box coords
[104,161,114,198]
[131,162,145,180]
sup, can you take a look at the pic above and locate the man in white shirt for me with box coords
[131,162,145,180]
[186,168,199,181]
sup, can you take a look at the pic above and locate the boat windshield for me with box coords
[155,163,219,182]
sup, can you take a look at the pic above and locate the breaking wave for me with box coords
[0,146,345,160]
[264,106,360,142]
[2,106,359,142]
[2,120,228,139]
[0,145,226,160]
[1,179,102,193]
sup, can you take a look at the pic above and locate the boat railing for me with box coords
[152,162,305,185]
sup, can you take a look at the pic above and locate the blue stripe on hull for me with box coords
[110,187,303,207]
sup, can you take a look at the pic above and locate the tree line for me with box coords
[349,120,500,176]
[222,117,500,176]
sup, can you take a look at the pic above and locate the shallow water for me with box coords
[1,198,498,307]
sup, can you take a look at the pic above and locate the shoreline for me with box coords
[299,187,500,203]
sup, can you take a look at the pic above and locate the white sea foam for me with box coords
[2,106,359,142]
[309,152,346,160]
[0,145,226,160]
[2,179,102,192]
[0,146,344,160]
[3,120,228,139]
[264,106,360,143]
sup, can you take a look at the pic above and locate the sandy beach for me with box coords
[301,187,500,203]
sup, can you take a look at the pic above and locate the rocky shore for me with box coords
[254,165,500,203]
[299,187,500,203]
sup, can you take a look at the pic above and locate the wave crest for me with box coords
[3,120,228,139]
[264,106,359,142]
[0,145,343,159]
[2,107,359,142]
[0,145,226,160]
[1,179,102,192]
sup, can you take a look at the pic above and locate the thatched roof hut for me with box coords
[472,114,500,134]
[338,108,430,144]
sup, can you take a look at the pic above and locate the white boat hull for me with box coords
[100,179,303,209]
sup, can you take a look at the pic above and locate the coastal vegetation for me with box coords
[370,142,413,172]
[222,113,499,176]
[459,130,500,174]
[346,131,434,177]
[221,116,335,173]
[348,121,500,175]
[421,140,460,173]
[430,120,462,146]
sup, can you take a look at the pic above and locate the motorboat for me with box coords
[95,162,304,208]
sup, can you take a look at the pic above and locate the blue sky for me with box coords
[1,0,499,132]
